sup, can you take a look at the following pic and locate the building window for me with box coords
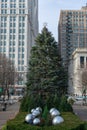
[10,41,12,46]
[13,41,15,46]
[18,54,21,58]
[10,29,12,33]
[19,4,25,8]
[1,16,7,21]
[13,23,16,27]
[19,9,25,14]
[9,47,12,52]
[18,60,21,65]
[22,41,24,46]
[1,23,6,27]
[4,35,6,39]
[22,60,24,65]
[10,35,12,39]
[18,66,21,71]
[3,47,6,52]
[10,0,16,2]
[1,4,5,8]
[22,54,24,58]
[22,35,24,39]
[19,0,25,2]
[10,9,16,14]
[9,54,15,58]
[86,57,87,68]
[22,47,24,52]
[1,10,7,14]
[4,41,6,46]
[10,23,12,27]
[80,56,84,68]
[10,4,16,8]
[19,47,21,52]
[13,29,16,33]
[13,35,15,39]
[19,29,24,33]
[0,47,2,52]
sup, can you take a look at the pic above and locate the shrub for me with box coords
[53,94,60,109]
[59,95,73,112]
[45,94,54,109]
[67,97,75,105]
[42,105,51,126]
[20,93,45,112]
[45,93,60,110]
[20,95,38,112]
[42,105,49,120]
[84,122,87,130]
[6,112,85,130]
[2,124,7,130]
[20,95,29,112]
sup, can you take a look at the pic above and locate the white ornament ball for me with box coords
[33,118,40,125]
[52,116,64,125]
[31,108,35,113]
[51,109,60,117]
[25,114,33,123]
[49,108,56,114]
[36,107,42,112]
[32,110,40,117]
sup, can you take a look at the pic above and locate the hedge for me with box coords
[84,122,87,130]
[4,112,86,130]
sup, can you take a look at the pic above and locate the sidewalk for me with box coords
[0,102,20,130]
[72,104,87,121]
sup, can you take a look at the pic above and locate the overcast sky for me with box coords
[39,0,86,42]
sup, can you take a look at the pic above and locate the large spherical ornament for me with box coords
[25,114,33,123]
[36,107,42,113]
[31,108,35,113]
[32,110,40,117]
[52,116,64,125]
[33,118,40,125]
[51,109,60,117]
[49,108,56,114]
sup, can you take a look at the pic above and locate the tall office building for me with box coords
[58,5,87,67]
[0,0,38,92]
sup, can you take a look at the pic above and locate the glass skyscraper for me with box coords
[0,0,38,90]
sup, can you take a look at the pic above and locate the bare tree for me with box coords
[0,54,16,100]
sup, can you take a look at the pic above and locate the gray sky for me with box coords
[39,0,86,42]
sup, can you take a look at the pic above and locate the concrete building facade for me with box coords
[58,5,87,67]
[68,48,87,96]
[0,0,38,92]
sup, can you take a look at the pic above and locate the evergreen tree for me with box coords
[27,26,68,102]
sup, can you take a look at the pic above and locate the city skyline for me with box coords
[39,0,87,42]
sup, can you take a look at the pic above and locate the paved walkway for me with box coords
[0,102,20,130]
[72,104,87,121]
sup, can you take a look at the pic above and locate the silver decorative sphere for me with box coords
[52,116,64,125]
[33,118,40,125]
[49,108,56,114]
[25,114,33,123]
[32,110,40,117]
[51,109,60,117]
[31,108,35,113]
[36,107,42,112]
